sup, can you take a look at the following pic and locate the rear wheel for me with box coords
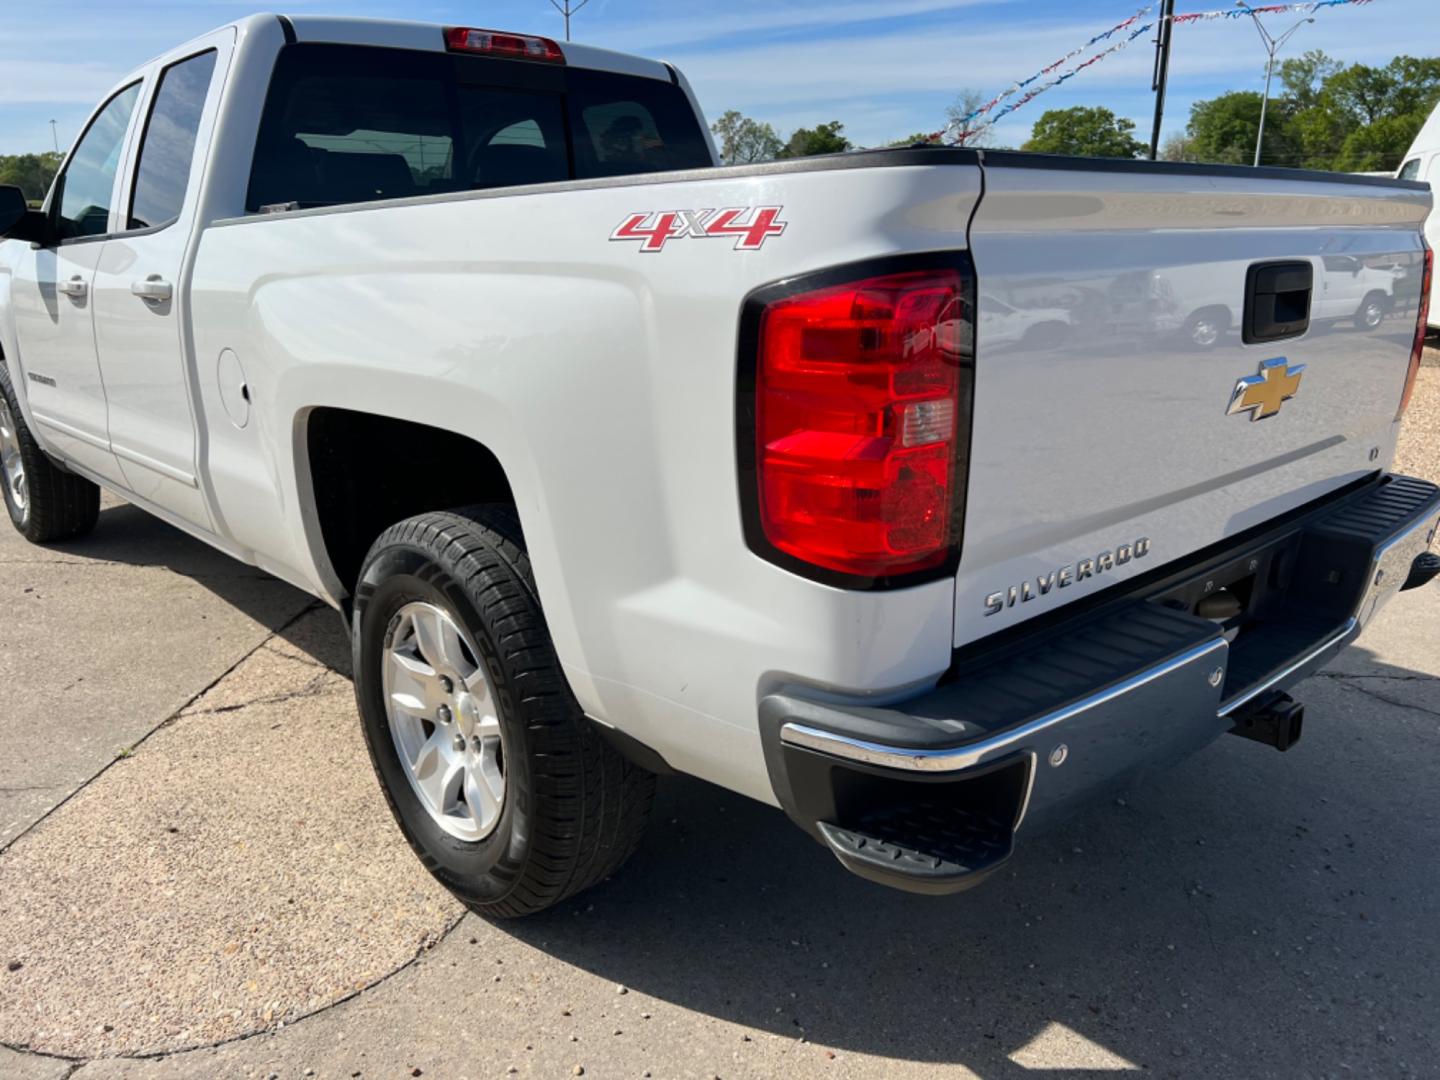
[0,362,100,543]
[352,505,655,918]
[1184,308,1228,349]
[1355,291,1388,331]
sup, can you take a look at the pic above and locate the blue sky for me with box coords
[1,0,1436,157]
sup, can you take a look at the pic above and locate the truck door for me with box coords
[6,83,142,487]
[91,40,227,530]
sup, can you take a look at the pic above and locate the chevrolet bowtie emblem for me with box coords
[1227,357,1305,421]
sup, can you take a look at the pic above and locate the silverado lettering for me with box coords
[983,537,1152,616]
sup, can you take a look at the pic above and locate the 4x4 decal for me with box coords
[610,206,787,253]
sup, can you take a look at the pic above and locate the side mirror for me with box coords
[0,185,48,245]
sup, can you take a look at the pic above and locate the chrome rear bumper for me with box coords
[760,474,1440,894]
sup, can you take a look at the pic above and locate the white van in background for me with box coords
[1399,103,1440,329]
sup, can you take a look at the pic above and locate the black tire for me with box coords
[1184,307,1229,350]
[0,361,100,543]
[1021,320,1066,351]
[1354,291,1388,331]
[352,505,655,918]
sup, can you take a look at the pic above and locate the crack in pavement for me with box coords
[1317,671,1439,683]
[258,642,348,677]
[118,913,469,1064]
[1,599,468,1068]
[2,912,470,1071]
[0,602,323,859]
[185,675,339,717]
[0,1038,81,1065]
[1333,678,1440,720]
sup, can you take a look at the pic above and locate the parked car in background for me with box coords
[977,293,1070,350]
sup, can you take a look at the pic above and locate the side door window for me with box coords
[127,50,217,230]
[90,47,223,532]
[54,83,142,240]
[1397,158,1420,181]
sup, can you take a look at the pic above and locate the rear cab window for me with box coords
[129,50,218,230]
[246,44,711,212]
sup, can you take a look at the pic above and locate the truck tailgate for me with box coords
[955,161,1431,647]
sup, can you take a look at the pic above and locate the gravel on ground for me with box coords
[1393,340,1440,484]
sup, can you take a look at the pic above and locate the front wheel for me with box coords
[0,362,100,543]
[352,506,655,918]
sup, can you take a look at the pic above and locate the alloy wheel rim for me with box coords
[1192,319,1219,346]
[0,398,27,518]
[1364,303,1383,327]
[382,600,505,842]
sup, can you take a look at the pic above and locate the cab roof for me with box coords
[279,14,673,82]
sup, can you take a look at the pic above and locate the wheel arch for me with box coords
[297,406,519,605]
[1359,288,1392,311]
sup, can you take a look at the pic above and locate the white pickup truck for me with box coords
[2,15,1437,914]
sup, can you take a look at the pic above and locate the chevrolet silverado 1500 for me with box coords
[1,15,1437,914]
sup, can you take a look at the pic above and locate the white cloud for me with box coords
[0,60,128,105]
[610,0,1005,50]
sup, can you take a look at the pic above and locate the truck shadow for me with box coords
[503,643,1439,1076]
[41,499,351,675]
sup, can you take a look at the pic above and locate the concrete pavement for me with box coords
[1,371,1438,1079]
[0,494,311,849]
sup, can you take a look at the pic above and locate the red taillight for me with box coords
[444,27,565,63]
[751,266,971,580]
[1399,242,1433,420]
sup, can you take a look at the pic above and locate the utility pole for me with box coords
[1235,1,1313,167]
[547,0,591,42]
[1148,0,1176,161]
[49,119,59,154]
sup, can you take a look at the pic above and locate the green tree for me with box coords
[1317,56,1440,170]
[1277,49,1343,113]
[1186,92,1267,166]
[888,133,940,147]
[1332,113,1431,172]
[0,152,63,203]
[709,110,783,165]
[1021,106,1145,159]
[777,121,851,158]
[1325,56,1440,125]
[1185,53,1440,171]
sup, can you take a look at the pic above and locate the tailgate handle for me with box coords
[1244,260,1312,344]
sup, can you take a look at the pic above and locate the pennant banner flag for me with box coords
[938,6,1153,142]
[1173,0,1372,24]
[938,0,1377,145]
[951,20,1155,144]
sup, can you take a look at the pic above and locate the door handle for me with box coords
[57,275,87,299]
[131,275,173,303]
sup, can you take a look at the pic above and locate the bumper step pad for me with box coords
[817,802,1014,895]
